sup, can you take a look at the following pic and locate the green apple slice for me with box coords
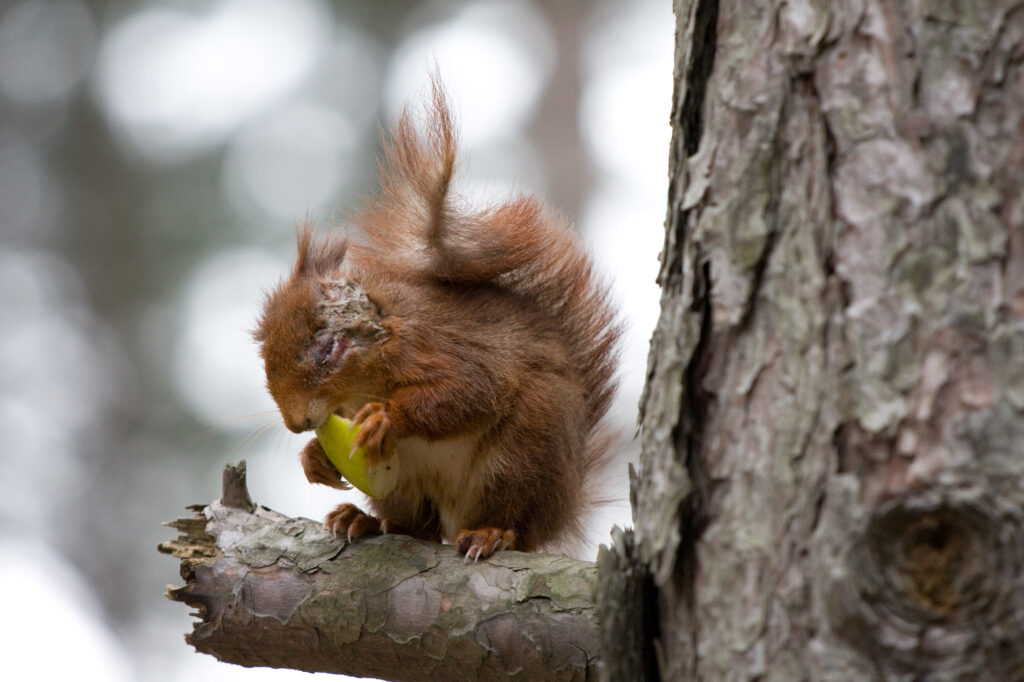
[315,415,399,498]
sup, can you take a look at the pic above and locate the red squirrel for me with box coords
[254,79,620,560]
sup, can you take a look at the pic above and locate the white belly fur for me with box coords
[394,432,485,540]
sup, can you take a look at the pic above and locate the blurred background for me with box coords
[0,0,672,679]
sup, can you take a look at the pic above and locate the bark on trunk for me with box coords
[627,0,1024,680]
[159,463,601,680]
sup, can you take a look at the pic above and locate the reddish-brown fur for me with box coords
[254,78,620,558]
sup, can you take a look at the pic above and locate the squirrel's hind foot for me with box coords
[325,503,381,541]
[456,527,516,562]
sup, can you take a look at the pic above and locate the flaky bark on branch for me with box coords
[158,462,601,681]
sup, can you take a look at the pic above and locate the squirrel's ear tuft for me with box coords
[293,221,349,279]
[292,223,313,278]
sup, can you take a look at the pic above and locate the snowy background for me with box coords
[0,1,673,679]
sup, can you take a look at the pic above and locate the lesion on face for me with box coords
[307,323,350,372]
[258,276,391,432]
[317,280,387,341]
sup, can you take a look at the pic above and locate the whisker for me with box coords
[232,416,283,456]
[183,422,232,448]
[187,410,282,445]
[275,429,293,461]
[210,410,282,427]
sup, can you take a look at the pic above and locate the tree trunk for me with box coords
[626,0,1024,679]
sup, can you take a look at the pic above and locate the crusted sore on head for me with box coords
[254,223,376,432]
[315,279,387,351]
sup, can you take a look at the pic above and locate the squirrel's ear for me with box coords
[293,221,349,279]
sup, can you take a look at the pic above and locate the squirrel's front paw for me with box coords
[352,401,396,465]
[300,438,351,490]
[325,503,381,541]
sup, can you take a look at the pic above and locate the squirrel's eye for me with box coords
[312,334,348,367]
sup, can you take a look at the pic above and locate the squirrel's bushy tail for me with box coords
[350,76,620,449]
[350,75,614,436]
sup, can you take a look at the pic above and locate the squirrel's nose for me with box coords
[284,415,315,433]
[281,399,328,433]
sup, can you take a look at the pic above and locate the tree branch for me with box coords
[158,462,601,681]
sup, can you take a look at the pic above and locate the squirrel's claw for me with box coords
[300,438,352,490]
[352,401,396,465]
[456,527,516,562]
[324,503,381,541]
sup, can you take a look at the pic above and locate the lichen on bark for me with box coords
[628,0,1024,679]
[160,465,602,681]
